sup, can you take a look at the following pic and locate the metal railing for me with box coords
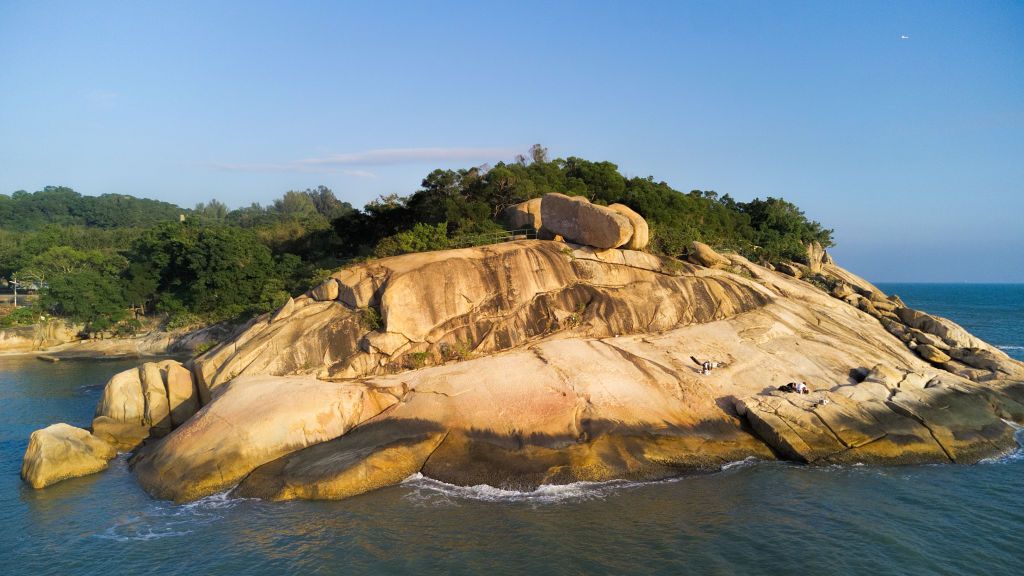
[450,228,537,248]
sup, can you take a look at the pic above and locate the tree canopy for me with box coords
[1,151,833,334]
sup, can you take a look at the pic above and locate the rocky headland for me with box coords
[21,193,1024,501]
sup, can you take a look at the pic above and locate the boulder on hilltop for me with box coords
[539,193,634,249]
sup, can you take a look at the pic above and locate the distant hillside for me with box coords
[0,186,185,230]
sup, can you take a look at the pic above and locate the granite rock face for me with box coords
[192,241,770,391]
[21,238,1024,501]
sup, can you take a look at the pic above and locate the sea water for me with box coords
[1,284,1022,575]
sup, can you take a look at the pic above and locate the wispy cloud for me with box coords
[213,146,521,174]
[342,169,377,178]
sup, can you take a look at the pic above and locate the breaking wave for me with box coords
[95,491,248,542]
[400,458,765,505]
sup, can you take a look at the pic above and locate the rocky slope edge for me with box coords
[20,196,1024,499]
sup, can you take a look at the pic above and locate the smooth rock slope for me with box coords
[20,203,1024,498]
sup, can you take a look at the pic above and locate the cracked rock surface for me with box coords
[23,240,1024,499]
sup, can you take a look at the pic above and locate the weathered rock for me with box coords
[310,278,340,302]
[21,424,116,489]
[270,297,296,323]
[361,331,410,356]
[503,197,543,231]
[909,329,949,350]
[805,241,827,274]
[608,203,649,250]
[897,307,999,352]
[831,282,854,299]
[193,241,772,387]
[90,416,150,452]
[131,375,401,502]
[41,239,1024,504]
[164,361,198,427]
[687,241,730,269]
[916,344,952,364]
[94,367,145,424]
[736,389,969,465]
[540,193,633,249]
[140,362,172,437]
[948,347,1024,379]
[775,262,803,279]
[235,420,448,501]
[886,386,1018,462]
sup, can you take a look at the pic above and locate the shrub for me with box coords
[360,306,383,331]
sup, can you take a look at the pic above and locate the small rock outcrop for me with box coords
[687,241,730,269]
[21,424,116,489]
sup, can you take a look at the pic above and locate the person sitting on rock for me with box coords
[691,356,717,375]
[778,381,810,394]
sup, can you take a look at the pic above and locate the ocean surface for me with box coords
[2,284,1023,575]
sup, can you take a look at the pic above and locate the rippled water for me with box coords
[2,285,1024,574]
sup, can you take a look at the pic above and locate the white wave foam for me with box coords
[720,457,761,471]
[399,473,661,505]
[979,428,1024,465]
[95,490,246,541]
[997,345,1024,351]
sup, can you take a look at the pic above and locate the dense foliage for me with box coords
[0,186,184,231]
[1,148,832,334]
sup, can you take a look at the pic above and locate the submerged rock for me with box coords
[21,424,116,489]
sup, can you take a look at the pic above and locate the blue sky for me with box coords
[1,1,1021,282]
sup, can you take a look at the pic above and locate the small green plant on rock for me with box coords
[404,351,432,369]
[441,339,474,361]
[567,302,587,327]
[192,341,216,356]
[360,306,383,331]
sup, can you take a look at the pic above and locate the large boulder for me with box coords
[608,203,649,250]
[131,375,402,502]
[503,197,543,231]
[140,362,172,437]
[21,424,116,489]
[687,241,730,269]
[91,360,196,449]
[94,367,145,424]
[164,362,199,427]
[235,419,448,501]
[540,193,633,249]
